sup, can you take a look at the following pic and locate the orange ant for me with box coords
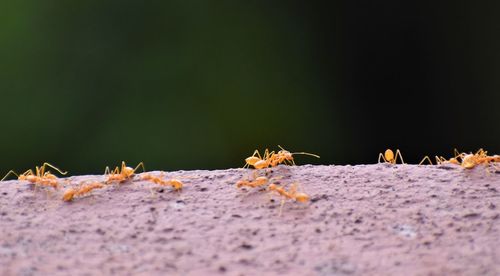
[141,173,183,191]
[1,162,68,189]
[419,148,499,169]
[63,181,105,201]
[104,161,145,184]
[236,176,269,189]
[269,145,320,167]
[460,149,500,169]
[244,146,320,169]
[267,183,309,216]
[378,149,405,164]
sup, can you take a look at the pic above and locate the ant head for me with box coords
[295,193,310,203]
[170,179,183,190]
[26,175,37,182]
[268,183,277,190]
[62,189,75,201]
[236,180,245,188]
[279,150,293,160]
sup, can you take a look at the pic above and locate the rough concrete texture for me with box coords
[0,164,499,276]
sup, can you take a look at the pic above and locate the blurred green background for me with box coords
[1,1,499,174]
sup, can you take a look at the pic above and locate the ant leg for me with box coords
[23,169,35,178]
[35,166,43,177]
[245,150,262,167]
[268,175,283,185]
[435,156,448,165]
[394,149,405,164]
[42,163,68,175]
[45,187,54,199]
[263,149,270,160]
[296,182,306,196]
[265,150,275,161]
[149,186,157,199]
[281,158,294,166]
[419,156,433,165]
[434,156,441,164]
[159,172,166,180]
[106,166,119,175]
[133,162,146,173]
[252,170,258,179]
[378,153,388,164]
[1,170,20,181]
[266,188,274,204]
[253,150,262,160]
[279,199,286,217]
[20,169,32,176]
[491,162,499,173]
[454,149,466,160]
[38,164,46,176]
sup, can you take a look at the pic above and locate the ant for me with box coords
[420,148,499,170]
[267,183,309,216]
[244,146,319,169]
[1,162,68,189]
[378,149,405,164]
[460,149,500,169]
[104,161,145,184]
[269,145,320,167]
[141,173,183,191]
[236,176,269,189]
[63,181,105,201]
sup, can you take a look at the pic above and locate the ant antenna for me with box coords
[278,145,320,158]
[42,163,68,175]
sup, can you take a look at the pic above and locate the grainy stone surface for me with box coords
[0,164,499,276]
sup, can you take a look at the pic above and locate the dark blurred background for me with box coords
[1,1,499,174]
